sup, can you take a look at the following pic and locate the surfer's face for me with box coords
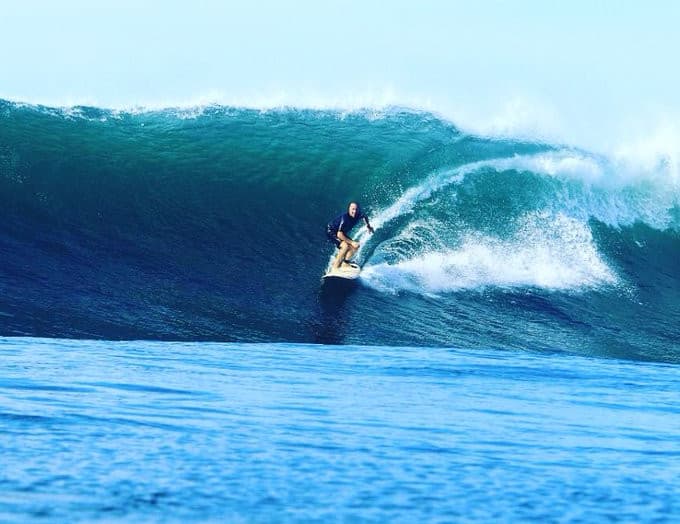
[348,203,358,217]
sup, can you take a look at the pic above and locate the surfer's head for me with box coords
[348,202,359,218]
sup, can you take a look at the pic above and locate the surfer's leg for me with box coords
[343,247,356,264]
[333,242,350,269]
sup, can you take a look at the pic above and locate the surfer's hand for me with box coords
[367,225,375,234]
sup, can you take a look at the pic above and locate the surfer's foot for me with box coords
[342,260,359,268]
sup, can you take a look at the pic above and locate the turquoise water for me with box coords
[2,100,679,362]
[1,100,680,521]
[2,336,679,522]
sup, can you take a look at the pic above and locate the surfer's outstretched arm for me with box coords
[363,216,375,234]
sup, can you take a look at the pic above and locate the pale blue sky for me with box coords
[2,1,680,151]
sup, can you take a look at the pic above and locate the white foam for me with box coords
[354,149,674,296]
[496,152,678,229]
[612,122,680,186]
[368,168,465,231]
[359,150,679,237]
[361,212,618,294]
[491,152,606,183]
[454,95,565,144]
[0,89,437,121]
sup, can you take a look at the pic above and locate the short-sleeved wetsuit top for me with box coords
[326,210,367,248]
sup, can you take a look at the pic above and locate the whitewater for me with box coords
[1,99,679,522]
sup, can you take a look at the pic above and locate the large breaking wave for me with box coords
[1,99,679,362]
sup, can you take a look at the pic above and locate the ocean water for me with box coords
[1,99,679,521]
[2,337,679,523]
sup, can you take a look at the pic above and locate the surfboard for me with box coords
[322,263,361,280]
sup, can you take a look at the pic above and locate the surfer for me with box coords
[326,202,375,270]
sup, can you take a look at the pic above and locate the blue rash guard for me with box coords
[326,210,367,249]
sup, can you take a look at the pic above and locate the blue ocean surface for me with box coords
[1,336,679,522]
[1,99,680,521]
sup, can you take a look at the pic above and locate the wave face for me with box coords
[1,100,679,362]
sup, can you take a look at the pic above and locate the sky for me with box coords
[2,0,680,155]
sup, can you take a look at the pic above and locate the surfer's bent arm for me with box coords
[337,230,360,249]
[336,230,352,243]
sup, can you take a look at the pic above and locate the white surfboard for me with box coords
[322,263,361,280]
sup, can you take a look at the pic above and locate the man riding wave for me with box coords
[326,202,374,271]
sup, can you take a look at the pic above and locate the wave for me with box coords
[361,212,619,294]
[1,99,679,362]
[7,92,680,178]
